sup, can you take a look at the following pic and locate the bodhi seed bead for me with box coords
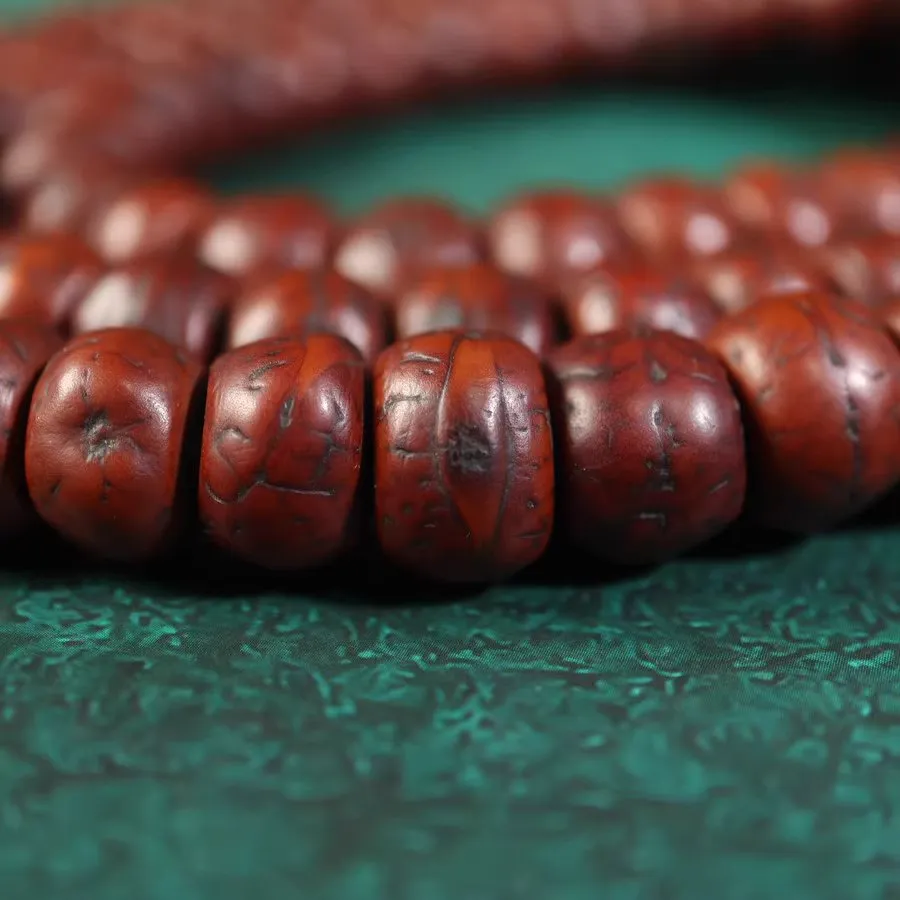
[546,330,746,565]
[706,292,900,533]
[199,334,365,570]
[374,330,554,582]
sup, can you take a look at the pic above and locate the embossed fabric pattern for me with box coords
[2,529,900,899]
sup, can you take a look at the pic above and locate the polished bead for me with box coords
[375,330,554,582]
[882,297,900,347]
[0,233,105,329]
[71,256,231,362]
[20,164,140,235]
[819,148,900,237]
[562,266,721,340]
[25,328,205,561]
[199,335,365,570]
[394,263,557,356]
[86,177,216,263]
[0,320,64,539]
[616,176,742,260]
[723,161,840,249]
[197,193,336,276]
[690,247,835,314]
[226,268,387,366]
[706,292,900,532]
[486,190,632,289]
[815,235,900,306]
[334,197,482,297]
[547,330,746,564]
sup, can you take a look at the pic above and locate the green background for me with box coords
[4,4,900,899]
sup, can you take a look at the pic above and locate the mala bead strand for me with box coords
[818,148,900,239]
[815,235,900,306]
[24,327,205,562]
[0,233,106,331]
[374,330,554,582]
[486,190,635,292]
[561,266,722,340]
[226,268,388,367]
[705,291,900,533]
[70,255,232,363]
[197,193,337,278]
[199,334,365,571]
[546,330,746,565]
[393,263,558,357]
[0,320,64,540]
[84,176,217,264]
[689,246,837,314]
[722,160,843,250]
[333,197,484,299]
[615,176,746,262]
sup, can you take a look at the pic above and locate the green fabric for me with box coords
[4,3,900,897]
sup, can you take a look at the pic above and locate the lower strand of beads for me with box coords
[9,286,900,583]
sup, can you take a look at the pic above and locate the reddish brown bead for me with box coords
[616,176,743,261]
[375,330,554,582]
[227,269,387,366]
[882,298,900,347]
[723,161,841,249]
[394,263,557,356]
[547,331,746,565]
[0,320,64,539]
[690,247,835,314]
[706,292,900,533]
[19,164,140,235]
[486,190,633,289]
[199,335,365,570]
[25,328,205,561]
[818,149,900,238]
[334,197,483,297]
[70,256,231,362]
[0,233,105,329]
[85,177,216,263]
[197,193,336,277]
[815,236,900,306]
[562,266,721,340]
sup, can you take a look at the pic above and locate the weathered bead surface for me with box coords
[226,268,387,366]
[562,267,721,340]
[199,335,365,570]
[0,319,64,539]
[486,190,632,289]
[706,292,900,533]
[616,176,742,261]
[546,330,746,565]
[690,247,835,314]
[723,161,840,249]
[86,177,216,263]
[25,328,205,561]
[334,197,482,297]
[394,263,557,356]
[198,193,336,276]
[375,330,554,582]
[71,256,231,362]
[0,233,105,329]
